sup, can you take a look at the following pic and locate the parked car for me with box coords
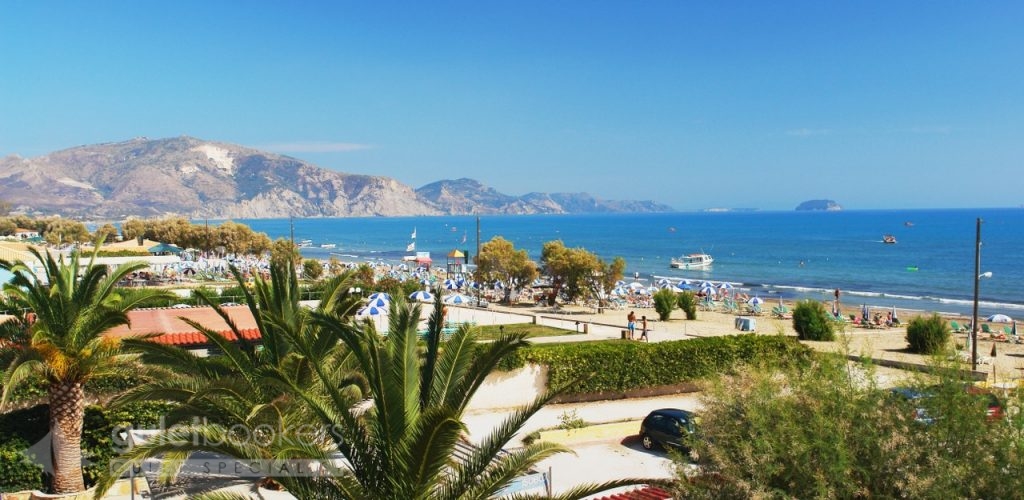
[639,408,697,451]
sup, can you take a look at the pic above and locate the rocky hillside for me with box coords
[0,137,673,218]
[415,179,674,215]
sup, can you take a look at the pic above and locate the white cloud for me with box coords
[786,128,832,137]
[257,142,374,153]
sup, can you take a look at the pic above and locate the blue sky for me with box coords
[1,1,1021,210]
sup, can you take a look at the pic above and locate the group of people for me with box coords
[626,310,649,341]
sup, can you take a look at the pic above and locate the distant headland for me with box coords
[795,199,842,211]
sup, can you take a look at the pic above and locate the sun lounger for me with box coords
[950,321,964,333]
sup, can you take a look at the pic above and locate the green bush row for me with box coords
[500,334,810,395]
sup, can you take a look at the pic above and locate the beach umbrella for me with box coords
[676,279,691,287]
[718,282,734,291]
[611,287,627,296]
[698,281,714,290]
[891,305,899,322]
[443,278,461,290]
[656,278,672,287]
[443,293,470,305]
[987,314,1013,323]
[357,305,388,317]
[628,281,645,290]
[747,296,763,306]
[862,304,870,322]
[699,285,716,297]
[615,280,626,287]
[493,281,505,290]
[366,296,389,308]
[366,292,391,302]
[408,290,434,302]
[674,283,693,291]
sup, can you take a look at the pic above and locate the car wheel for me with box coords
[641,434,655,450]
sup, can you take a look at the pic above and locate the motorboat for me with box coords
[320,243,336,249]
[298,239,314,248]
[670,253,714,269]
[882,235,897,244]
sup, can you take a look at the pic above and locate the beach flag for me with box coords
[411,227,417,239]
[406,242,415,252]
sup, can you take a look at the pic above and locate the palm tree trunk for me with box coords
[49,381,86,493]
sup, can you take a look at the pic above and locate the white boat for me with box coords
[670,253,714,269]
[320,243,336,249]
[298,239,313,248]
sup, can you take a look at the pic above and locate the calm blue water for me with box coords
[232,208,1023,318]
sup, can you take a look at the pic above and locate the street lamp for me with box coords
[971,217,993,371]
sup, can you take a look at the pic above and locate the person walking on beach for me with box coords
[639,315,649,342]
[627,310,636,339]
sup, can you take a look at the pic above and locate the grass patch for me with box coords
[475,323,578,340]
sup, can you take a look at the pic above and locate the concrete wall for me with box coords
[467,364,548,410]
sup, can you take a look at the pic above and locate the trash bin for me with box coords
[621,329,628,339]
[583,323,589,334]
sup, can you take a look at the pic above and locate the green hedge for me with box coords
[0,401,178,492]
[501,334,810,395]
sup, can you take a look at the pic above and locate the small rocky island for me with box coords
[795,199,842,211]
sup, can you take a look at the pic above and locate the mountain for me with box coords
[0,137,673,218]
[415,179,675,215]
[795,199,842,211]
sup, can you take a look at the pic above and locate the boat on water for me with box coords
[883,235,897,244]
[670,253,714,269]
[320,243,336,249]
[298,239,313,248]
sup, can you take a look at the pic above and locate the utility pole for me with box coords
[476,216,481,305]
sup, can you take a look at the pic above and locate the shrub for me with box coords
[792,300,835,341]
[906,313,950,354]
[498,335,810,396]
[302,259,323,281]
[676,354,1022,499]
[677,292,698,320]
[652,288,677,321]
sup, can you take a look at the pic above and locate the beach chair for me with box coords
[950,321,964,333]
[982,324,995,335]
[1004,326,1013,336]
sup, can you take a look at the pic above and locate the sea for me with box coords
[235,208,1023,319]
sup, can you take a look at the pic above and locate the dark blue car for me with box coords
[639,408,697,451]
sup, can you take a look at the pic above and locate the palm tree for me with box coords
[100,292,653,498]
[112,261,363,433]
[0,246,173,493]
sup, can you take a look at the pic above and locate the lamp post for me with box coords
[971,218,993,371]
[118,430,136,500]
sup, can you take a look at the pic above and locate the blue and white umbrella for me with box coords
[611,287,627,296]
[408,290,434,302]
[747,296,763,306]
[699,286,716,297]
[718,282,734,292]
[443,278,461,290]
[673,284,692,292]
[656,278,672,287]
[367,292,391,302]
[357,305,388,317]
[493,281,505,290]
[698,281,714,290]
[987,314,1013,323]
[366,296,389,308]
[676,279,691,287]
[444,293,470,305]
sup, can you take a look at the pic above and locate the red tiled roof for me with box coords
[106,305,262,347]
[594,486,673,500]
[149,328,263,346]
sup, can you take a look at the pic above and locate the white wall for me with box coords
[466,364,548,411]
